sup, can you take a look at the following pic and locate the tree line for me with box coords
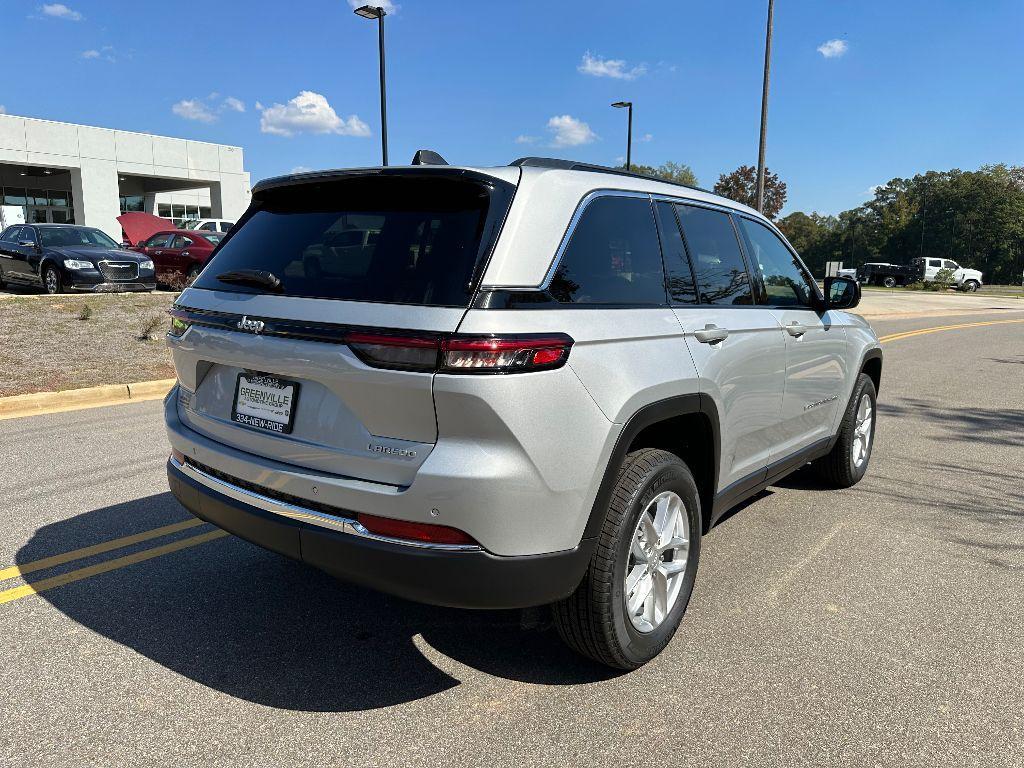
[633,161,1024,284]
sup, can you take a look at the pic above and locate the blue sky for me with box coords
[4,0,1022,215]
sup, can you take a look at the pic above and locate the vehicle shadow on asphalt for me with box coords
[877,399,1024,449]
[18,493,621,712]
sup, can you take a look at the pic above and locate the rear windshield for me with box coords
[193,174,510,306]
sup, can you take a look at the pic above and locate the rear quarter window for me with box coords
[548,195,666,305]
[193,175,510,307]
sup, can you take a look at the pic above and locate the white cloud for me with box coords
[0,106,6,114]
[258,91,370,138]
[346,0,399,14]
[172,98,217,123]
[547,115,597,148]
[291,166,314,174]
[40,3,82,20]
[640,133,653,142]
[515,134,538,144]
[81,45,116,62]
[223,96,246,113]
[817,39,848,58]
[578,51,646,80]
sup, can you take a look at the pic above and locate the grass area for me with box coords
[0,293,178,397]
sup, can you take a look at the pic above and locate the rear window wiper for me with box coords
[215,269,283,291]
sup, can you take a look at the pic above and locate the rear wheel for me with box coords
[813,373,877,488]
[962,280,980,292]
[553,448,701,670]
[43,265,63,295]
[882,276,897,288]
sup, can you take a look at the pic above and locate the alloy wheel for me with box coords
[852,393,874,468]
[624,490,690,633]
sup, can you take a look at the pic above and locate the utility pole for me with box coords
[755,0,775,214]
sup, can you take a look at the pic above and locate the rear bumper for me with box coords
[167,457,591,609]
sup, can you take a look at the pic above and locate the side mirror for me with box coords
[824,276,861,311]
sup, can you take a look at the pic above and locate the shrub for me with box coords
[78,304,92,321]
[137,315,163,341]
[931,267,956,291]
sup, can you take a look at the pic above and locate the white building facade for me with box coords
[0,114,251,237]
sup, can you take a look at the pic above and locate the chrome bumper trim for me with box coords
[171,455,481,552]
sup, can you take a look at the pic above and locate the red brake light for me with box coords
[440,335,573,373]
[356,513,477,545]
[344,331,573,374]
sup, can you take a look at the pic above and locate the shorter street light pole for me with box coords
[611,101,633,171]
[354,5,389,166]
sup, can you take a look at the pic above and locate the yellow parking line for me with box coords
[0,518,207,584]
[0,529,229,605]
[879,318,1024,344]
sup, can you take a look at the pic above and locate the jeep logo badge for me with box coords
[236,316,265,334]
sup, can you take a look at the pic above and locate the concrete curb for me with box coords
[0,379,176,420]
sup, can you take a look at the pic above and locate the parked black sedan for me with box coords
[0,224,156,294]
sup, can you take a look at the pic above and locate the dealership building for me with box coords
[0,113,251,237]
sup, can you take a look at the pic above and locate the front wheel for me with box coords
[813,373,877,488]
[553,448,701,670]
[43,265,63,294]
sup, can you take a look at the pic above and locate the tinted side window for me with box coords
[2,226,21,242]
[675,205,753,305]
[737,217,815,307]
[172,235,193,249]
[549,196,666,305]
[655,201,697,305]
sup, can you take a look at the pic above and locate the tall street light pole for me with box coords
[611,101,633,171]
[755,0,775,214]
[354,5,388,166]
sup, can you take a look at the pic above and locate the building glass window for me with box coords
[27,189,48,206]
[119,195,145,213]
[157,203,172,218]
[199,206,212,219]
[3,188,27,206]
[48,190,71,207]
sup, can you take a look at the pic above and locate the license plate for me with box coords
[231,372,300,434]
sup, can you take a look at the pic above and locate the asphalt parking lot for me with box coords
[2,311,1022,767]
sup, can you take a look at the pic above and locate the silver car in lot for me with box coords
[164,157,881,668]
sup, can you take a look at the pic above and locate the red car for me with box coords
[132,229,225,286]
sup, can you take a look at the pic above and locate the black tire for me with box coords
[553,448,702,670]
[882,276,897,288]
[813,373,877,488]
[43,264,63,294]
[962,280,979,293]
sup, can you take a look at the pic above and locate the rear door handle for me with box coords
[693,324,730,344]
[786,322,807,338]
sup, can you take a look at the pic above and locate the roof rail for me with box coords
[510,156,712,194]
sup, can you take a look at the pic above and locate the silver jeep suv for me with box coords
[164,157,881,669]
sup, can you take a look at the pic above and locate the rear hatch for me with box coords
[169,168,517,486]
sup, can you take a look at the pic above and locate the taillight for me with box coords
[345,332,573,374]
[356,513,477,546]
[168,310,191,337]
[345,332,439,372]
[440,335,573,373]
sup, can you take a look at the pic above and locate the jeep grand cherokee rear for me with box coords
[165,167,602,612]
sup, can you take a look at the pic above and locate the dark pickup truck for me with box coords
[857,261,925,287]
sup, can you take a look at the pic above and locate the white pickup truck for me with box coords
[856,257,984,291]
[912,257,984,292]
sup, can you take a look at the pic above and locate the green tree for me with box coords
[783,164,1024,282]
[624,161,698,187]
[713,165,787,219]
